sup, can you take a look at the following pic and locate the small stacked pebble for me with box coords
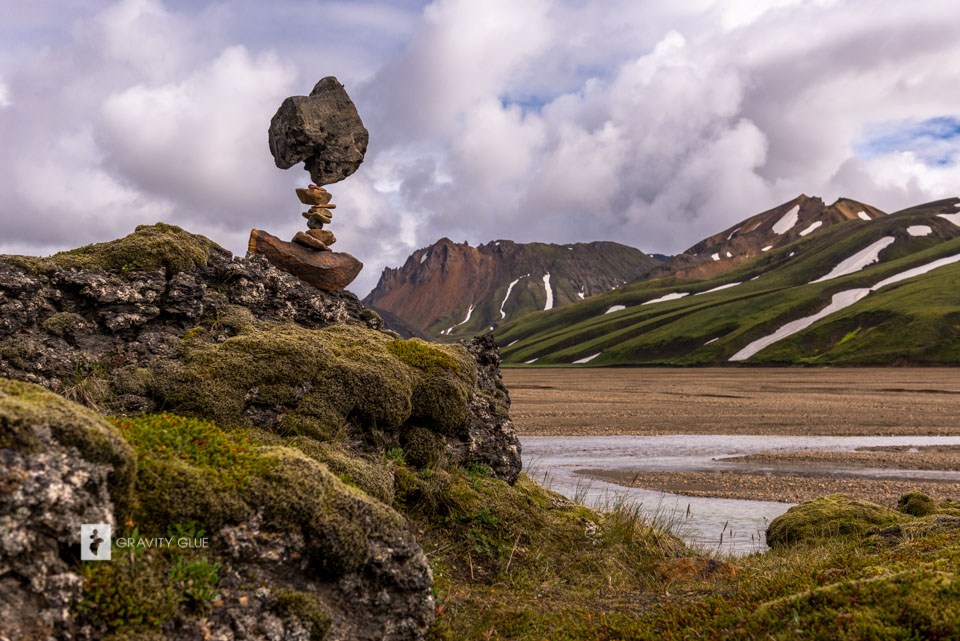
[291,184,338,252]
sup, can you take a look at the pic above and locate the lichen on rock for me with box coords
[0,378,135,641]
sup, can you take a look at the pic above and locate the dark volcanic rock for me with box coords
[0,224,371,402]
[0,379,135,641]
[249,228,362,291]
[0,223,526,640]
[268,76,369,186]
[459,334,522,483]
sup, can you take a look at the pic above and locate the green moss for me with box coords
[283,436,395,504]
[0,378,135,515]
[745,570,960,639]
[41,311,87,337]
[115,413,409,582]
[76,546,180,630]
[109,366,153,397]
[250,447,404,577]
[133,455,253,532]
[270,589,333,641]
[76,528,220,636]
[767,494,906,548]
[898,491,936,517]
[152,321,476,443]
[111,413,258,486]
[49,223,220,274]
[401,426,445,469]
[387,338,459,372]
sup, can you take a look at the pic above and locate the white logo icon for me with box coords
[80,523,111,561]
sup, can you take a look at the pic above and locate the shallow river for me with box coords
[521,434,960,555]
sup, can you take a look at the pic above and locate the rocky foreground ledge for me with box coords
[0,223,522,641]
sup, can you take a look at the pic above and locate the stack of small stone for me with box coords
[291,184,338,252]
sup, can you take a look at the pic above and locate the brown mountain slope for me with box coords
[364,238,662,339]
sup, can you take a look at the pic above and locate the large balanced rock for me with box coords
[249,228,362,291]
[268,77,369,186]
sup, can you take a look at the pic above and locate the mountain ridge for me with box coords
[495,197,960,366]
[364,237,663,340]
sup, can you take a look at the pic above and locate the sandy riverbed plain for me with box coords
[504,367,960,506]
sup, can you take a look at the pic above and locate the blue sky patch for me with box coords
[857,116,960,167]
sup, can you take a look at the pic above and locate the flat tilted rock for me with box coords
[249,228,362,291]
[268,76,368,185]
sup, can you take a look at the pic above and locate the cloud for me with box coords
[3,0,960,297]
[99,45,298,219]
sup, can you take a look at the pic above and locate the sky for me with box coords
[2,0,960,296]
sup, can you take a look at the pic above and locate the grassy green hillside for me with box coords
[496,199,960,366]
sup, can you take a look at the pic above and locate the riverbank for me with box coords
[504,367,960,436]
[507,368,960,511]
[582,468,960,506]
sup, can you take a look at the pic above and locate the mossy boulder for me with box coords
[897,491,936,517]
[152,321,477,448]
[0,378,136,640]
[112,414,434,638]
[0,377,135,512]
[767,494,906,548]
[284,436,396,504]
[10,223,221,275]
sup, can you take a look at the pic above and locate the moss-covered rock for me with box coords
[284,436,396,504]
[766,494,906,548]
[269,589,333,641]
[252,446,406,576]
[152,321,477,446]
[0,378,137,640]
[897,491,936,517]
[401,426,446,469]
[110,413,434,639]
[0,378,135,512]
[41,311,88,338]
[14,223,221,275]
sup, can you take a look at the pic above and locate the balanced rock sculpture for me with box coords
[249,76,367,291]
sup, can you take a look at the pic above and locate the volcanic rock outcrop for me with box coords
[0,223,523,640]
[252,76,369,291]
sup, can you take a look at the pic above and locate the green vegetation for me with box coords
[76,524,220,632]
[270,590,333,641]
[766,494,906,548]
[496,205,960,365]
[153,321,477,440]
[9,372,960,639]
[391,463,685,639]
[898,491,937,517]
[3,223,220,274]
[421,491,960,640]
[0,378,136,513]
[387,338,461,372]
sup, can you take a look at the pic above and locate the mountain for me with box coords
[659,194,888,281]
[496,197,960,366]
[363,237,663,340]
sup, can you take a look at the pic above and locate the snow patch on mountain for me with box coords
[642,292,689,305]
[811,237,896,283]
[772,205,800,234]
[500,278,521,319]
[799,221,823,237]
[542,273,554,310]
